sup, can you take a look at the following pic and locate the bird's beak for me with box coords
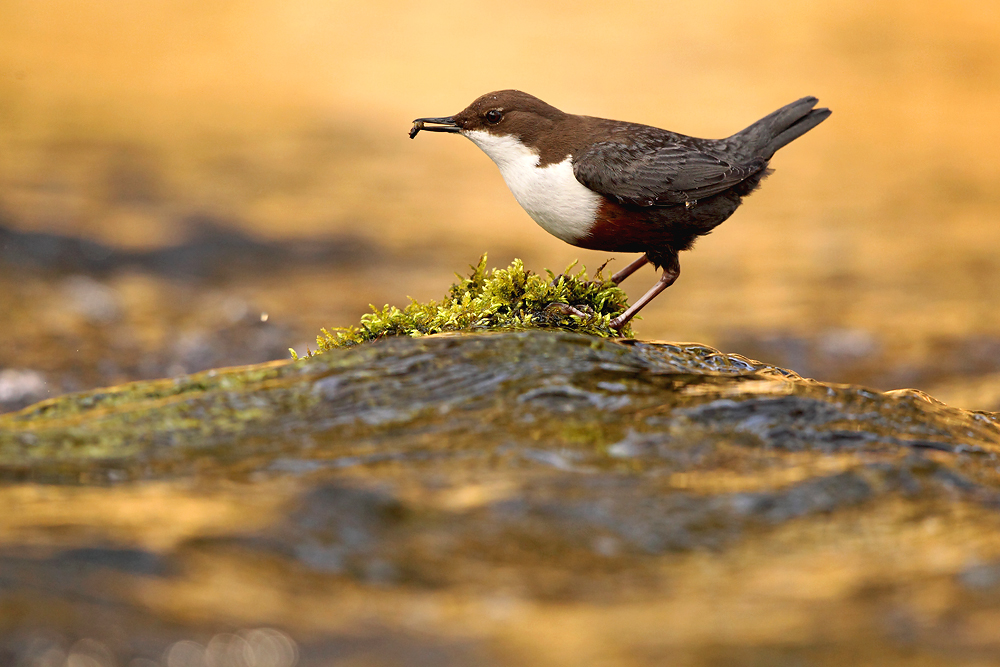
[409,116,461,139]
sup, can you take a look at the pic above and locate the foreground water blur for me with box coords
[17,628,298,667]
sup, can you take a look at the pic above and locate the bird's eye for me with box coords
[485,109,503,124]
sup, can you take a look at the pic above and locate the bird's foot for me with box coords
[548,303,592,319]
[608,314,629,331]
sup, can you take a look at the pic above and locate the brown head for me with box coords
[410,90,568,146]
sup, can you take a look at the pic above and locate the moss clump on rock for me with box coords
[307,255,631,354]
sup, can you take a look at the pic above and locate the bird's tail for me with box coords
[732,97,831,160]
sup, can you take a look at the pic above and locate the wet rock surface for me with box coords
[2,331,1000,666]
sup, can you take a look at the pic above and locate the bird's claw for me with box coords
[549,303,592,319]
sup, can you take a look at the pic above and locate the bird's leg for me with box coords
[610,254,650,285]
[609,256,680,331]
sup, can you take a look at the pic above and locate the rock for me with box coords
[0,331,999,665]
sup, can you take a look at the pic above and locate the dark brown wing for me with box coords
[572,131,767,207]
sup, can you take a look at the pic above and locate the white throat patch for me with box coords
[463,130,600,244]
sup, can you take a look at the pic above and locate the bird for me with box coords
[410,90,830,330]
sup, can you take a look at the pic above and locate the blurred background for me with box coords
[2,0,1000,413]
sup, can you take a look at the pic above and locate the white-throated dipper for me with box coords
[410,91,831,329]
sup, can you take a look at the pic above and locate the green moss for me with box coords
[310,255,633,353]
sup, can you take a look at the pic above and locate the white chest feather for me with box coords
[463,130,601,244]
